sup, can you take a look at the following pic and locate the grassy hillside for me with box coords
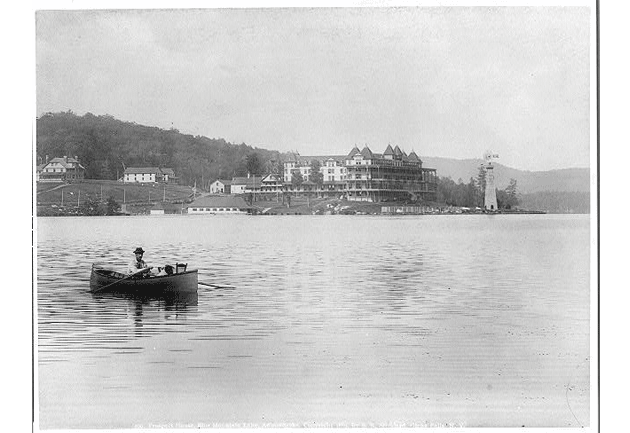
[37,179,193,205]
[36,180,194,215]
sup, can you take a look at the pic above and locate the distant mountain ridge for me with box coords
[421,156,590,194]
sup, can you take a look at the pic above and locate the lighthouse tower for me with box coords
[483,151,499,211]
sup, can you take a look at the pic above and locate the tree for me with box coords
[291,168,304,190]
[265,158,285,176]
[505,178,519,208]
[309,159,324,189]
[80,195,103,216]
[496,189,507,210]
[246,152,263,176]
[275,159,285,177]
[496,179,519,210]
[437,176,457,205]
[465,177,478,207]
[105,196,121,215]
[477,165,487,206]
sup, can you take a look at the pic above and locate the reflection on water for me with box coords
[36,215,591,428]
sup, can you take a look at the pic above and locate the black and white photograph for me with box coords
[30,0,599,431]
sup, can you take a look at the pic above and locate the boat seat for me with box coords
[175,263,187,273]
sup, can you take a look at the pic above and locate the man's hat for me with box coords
[133,247,145,254]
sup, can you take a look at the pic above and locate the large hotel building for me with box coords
[283,144,437,202]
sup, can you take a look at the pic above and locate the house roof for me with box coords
[45,157,85,170]
[212,179,232,185]
[187,195,252,209]
[123,167,174,175]
[284,155,345,165]
[124,167,162,174]
[231,177,262,187]
[261,174,282,182]
[383,144,395,157]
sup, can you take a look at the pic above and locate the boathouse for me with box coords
[187,195,254,215]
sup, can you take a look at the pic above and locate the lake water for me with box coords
[36,214,591,429]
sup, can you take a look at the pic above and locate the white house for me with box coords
[260,174,283,193]
[321,158,347,183]
[230,176,261,195]
[160,168,175,183]
[209,179,232,194]
[283,155,347,183]
[37,156,85,183]
[123,167,175,183]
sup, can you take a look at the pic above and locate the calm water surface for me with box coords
[36,214,590,428]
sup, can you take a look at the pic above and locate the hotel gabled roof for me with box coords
[347,146,361,158]
[360,146,374,159]
[383,144,395,157]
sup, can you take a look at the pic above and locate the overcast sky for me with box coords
[36,5,592,171]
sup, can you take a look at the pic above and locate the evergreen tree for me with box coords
[477,165,487,206]
[246,152,263,176]
[505,178,519,208]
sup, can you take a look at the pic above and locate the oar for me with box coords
[198,281,234,289]
[93,267,150,293]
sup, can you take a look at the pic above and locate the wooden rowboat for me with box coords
[90,264,198,293]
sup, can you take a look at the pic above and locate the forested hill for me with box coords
[36,111,285,187]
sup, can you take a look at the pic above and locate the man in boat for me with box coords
[127,247,154,276]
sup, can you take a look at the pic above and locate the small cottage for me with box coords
[209,179,232,194]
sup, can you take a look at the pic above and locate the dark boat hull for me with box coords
[90,267,198,293]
